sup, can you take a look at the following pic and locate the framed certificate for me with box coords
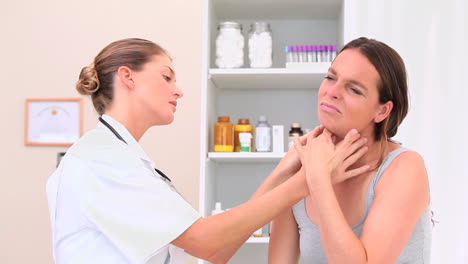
[25,98,83,146]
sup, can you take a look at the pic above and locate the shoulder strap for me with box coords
[359,148,410,225]
[370,147,410,188]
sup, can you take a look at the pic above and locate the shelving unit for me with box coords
[199,0,354,263]
[209,65,330,90]
[208,152,285,163]
[246,237,270,244]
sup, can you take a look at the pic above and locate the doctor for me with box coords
[46,38,368,264]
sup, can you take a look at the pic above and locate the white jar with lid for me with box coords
[215,21,244,68]
[248,22,273,68]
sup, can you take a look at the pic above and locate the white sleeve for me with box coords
[68,151,200,264]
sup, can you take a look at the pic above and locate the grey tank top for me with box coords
[292,148,432,263]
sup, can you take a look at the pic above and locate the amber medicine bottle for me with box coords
[214,116,234,152]
[234,118,254,152]
[288,123,304,149]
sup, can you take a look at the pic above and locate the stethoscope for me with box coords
[99,117,172,183]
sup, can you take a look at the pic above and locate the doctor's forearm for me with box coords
[205,169,305,263]
[173,173,308,262]
[251,163,303,200]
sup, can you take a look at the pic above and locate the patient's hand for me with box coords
[276,125,324,177]
[294,128,370,188]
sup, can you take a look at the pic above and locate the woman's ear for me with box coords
[116,66,135,89]
[374,101,393,123]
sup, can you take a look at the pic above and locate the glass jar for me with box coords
[248,22,273,68]
[215,22,244,68]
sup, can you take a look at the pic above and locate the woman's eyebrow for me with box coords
[348,79,368,91]
[163,65,175,74]
[329,67,368,91]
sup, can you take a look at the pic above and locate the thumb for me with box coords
[293,135,305,157]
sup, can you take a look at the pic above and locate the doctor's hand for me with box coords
[276,125,325,178]
[294,128,370,189]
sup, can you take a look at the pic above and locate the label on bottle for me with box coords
[255,127,271,152]
[214,145,234,152]
[239,132,252,152]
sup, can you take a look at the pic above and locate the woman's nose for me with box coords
[326,82,341,99]
[174,84,184,99]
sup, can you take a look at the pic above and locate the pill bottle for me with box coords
[288,123,304,149]
[234,118,254,152]
[214,116,234,152]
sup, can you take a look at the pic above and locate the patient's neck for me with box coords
[335,132,385,172]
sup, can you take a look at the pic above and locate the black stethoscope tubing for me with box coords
[99,117,172,182]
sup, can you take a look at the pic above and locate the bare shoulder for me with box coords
[376,149,429,194]
[389,149,425,170]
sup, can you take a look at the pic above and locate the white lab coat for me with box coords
[46,115,200,264]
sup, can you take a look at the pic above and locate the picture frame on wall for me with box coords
[24,98,83,146]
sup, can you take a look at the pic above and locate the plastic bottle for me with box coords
[234,118,254,152]
[288,123,304,149]
[255,115,272,152]
[211,202,224,215]
[214,116,234,152]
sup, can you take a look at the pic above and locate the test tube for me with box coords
[316,45,322,62]
[291,45,298,62]
[306,45,313,63]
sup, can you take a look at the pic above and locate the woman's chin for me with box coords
[321,124,347,139]
[153,114,174,126]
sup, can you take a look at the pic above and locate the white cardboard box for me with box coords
[272,125,284,153]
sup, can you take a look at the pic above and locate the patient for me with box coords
[269,37,432,264]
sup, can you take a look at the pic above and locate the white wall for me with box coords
[0,0,202,263]
[345,0,468,262]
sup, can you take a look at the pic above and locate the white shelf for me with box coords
[209,65,329,89]
[214,0,342,20]
[208,152,285,162]
[246,236,270,243]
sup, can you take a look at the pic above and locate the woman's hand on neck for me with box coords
[332,129,382,172]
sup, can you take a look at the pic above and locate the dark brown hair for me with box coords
[76,38,168,115]
[340,37,409,141]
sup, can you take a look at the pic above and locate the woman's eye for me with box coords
[325,75,334,81]
[350,87,362,95]
[162,75,172,82]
